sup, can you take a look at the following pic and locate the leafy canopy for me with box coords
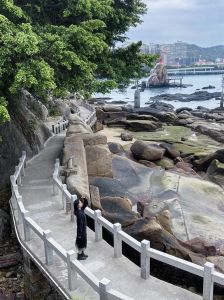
[0,0,157,125]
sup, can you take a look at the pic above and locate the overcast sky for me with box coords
[127,0,224,47]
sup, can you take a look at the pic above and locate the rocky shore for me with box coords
[84,100,224,297]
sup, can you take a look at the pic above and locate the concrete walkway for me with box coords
[18,134,202,300]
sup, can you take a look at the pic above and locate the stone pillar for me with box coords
[134,89,141,109]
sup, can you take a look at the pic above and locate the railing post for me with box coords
[141,240,150,279]
[94,210,102,242]
[203,262,214,300]
[99,278,111,300]
[22,211,32,241]
[67,250,77,290]
[17,196,23,225]
[71,195,77,222]
[19,157,25,177]
[43,230,53,266]
[22,151,26,169]
[11,184,18,210]
[52,176,57,196]
[113,223,122,258]
[15,166,22,186]
[62,184,67,210]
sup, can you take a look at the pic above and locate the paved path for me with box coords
[18,133,202,300]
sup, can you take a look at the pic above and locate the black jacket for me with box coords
[74,199,88,249]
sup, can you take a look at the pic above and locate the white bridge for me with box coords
[9,102,224,300]
[168,66,224,76]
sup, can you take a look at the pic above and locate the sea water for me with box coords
[95,74,223,110]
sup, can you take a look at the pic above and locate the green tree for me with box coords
[0,0,156,125]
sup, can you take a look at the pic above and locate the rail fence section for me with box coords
[52,101,96,134]
[52,160,224,300]
[10,152,133,300]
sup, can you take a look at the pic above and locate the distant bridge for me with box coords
[168,66,224,76]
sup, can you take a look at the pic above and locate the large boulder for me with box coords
[135,107,177,123]
[194,149,224,171]
[82,133,107,146]
[85,144,113,177]
[148,63,169,87]
[101,196,138,227]
[155,157,175,170]
[108,142,124,155]
[127,114,158,122]
[130,141,165,161]
[120,132,133,141]
[160,142,180,159]
[206,159,224,186]
[195,125,224,143]
[125,120,161,132]
[103,105,123,112]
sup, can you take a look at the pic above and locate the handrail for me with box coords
[10,151,132,300]
[52,119,69,134]
[53,159,224,300]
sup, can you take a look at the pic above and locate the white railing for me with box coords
[53,159,224,300]
[85,110,97,127]
[10,152,133,300]
[52,119,69,134]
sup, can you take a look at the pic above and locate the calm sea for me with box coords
[95,74,223,109]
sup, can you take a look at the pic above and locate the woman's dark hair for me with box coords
[73,199,79,215]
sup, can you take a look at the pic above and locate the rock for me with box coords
[177,113,192,119]
[0,253,22,268]
[194,149,224,171]
[135,107,177,123]
[176,118,194,125]
[155,157,175,169]
[89,185,102,210]
[130,141,165,161]
[85,144,113,177]
[207,256,224,273]
[121,105,134,113]
[138,160,158,168]
[183,238,216,256]
[0,210,11,240]
[106,118,126,128]
[176,107,193,114]
[126,114,158,122]
[90,177,134,200]
[156,210,173,234]
[125,120,161,132]
[148,62,169,86]
[148,101,174,112]
[120,133,133,141]
[95,120,104,132]
[108,142,124,155]
[206,159,224,186]
[96,108,105,121]
[103,105,122,112]
[150,91,221,103]
[82,133,107,146]
[202,85,215,90]
[101,196,138,227]
[160,142,180,159]
[195,125,224,143]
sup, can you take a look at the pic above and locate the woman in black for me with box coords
[74,197,88,260]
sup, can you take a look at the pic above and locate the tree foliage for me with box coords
[0,0,157,125]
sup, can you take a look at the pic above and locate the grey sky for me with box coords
[127,0,224,47]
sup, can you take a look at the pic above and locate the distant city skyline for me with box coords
[127,0,224,47]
